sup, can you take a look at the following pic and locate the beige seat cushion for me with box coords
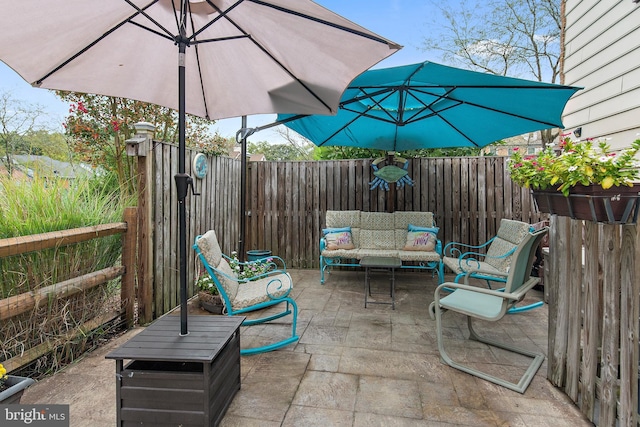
[233,273,293,309]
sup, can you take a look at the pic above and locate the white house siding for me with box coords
[563,0,640,150]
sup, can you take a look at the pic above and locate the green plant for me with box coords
[228,251,274,281]
[195,272,218,295]
[508,138,640,196]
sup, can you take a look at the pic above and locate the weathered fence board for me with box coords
[546,219,639,426]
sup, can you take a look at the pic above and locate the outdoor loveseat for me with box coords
[319,210,442,284]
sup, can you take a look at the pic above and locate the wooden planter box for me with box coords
[532,184,640,224]
[106,315,244,427]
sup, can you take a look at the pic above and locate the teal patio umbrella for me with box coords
[276,61,581,151]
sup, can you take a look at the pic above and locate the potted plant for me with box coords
[228,251,275,281]
[508,138,640,223]
[195,272,224,314]
[0,363,35,404]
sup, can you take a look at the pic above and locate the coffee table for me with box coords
[360,256,402,309]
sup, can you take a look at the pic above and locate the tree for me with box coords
[0,91,48,175]
[422,0,562,145]
[57,92,230,195]
[247,127,315,161]
[19,130,70,161]
[247,140,312,161]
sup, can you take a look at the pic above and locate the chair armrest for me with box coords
[222,253,287,273]
[436,274,538,302]
[453,245,517,274]
[435,239,443,256]
[264,273,293,299]
[320,237,327,252]
[443,237,495,258]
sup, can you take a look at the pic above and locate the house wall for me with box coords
[563,1,640,150]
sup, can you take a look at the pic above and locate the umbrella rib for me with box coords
[248,0,399,46]
[443,92,563,128]
[208,2,336,113]
[436,115,480,147]
[188,0,242,41]
[35,1,173,86]
[187,7,210,121]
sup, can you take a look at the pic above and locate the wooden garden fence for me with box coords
[546,216,639,426]
[0,207,137,373]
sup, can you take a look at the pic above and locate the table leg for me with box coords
[364,266,369,308]
[390,267,395,310]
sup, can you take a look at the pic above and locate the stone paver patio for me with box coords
[22,268,592,426]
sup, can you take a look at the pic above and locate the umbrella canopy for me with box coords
[0,0,400,334]
[277,61,581,151]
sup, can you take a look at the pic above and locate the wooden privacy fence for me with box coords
[243,155,545,267]
[137,134,544,319]
[0,207,137,373]
[546,216,639,426]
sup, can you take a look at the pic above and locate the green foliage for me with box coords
[20,130,71,161]
[194,132,234,157]
[313,146,386,160]
[312,145,483,160]
[0,174,129,297]
[248,140,313,161]
[56,92,227,196]
[228,251,275,281]
[195,272,218,295]
[508,138,640,196]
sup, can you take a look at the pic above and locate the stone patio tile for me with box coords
[292,371,358,411]
[355,376,422,419]
[299,324,349,345]
[220,415,281,427]
[308,353,341,372]
[225,376,300,422]
[339,347,452,383]
[241,351,309,381]
[344,318,393,349]
[354,412,454,427]
[422,405,503,426]
[282,405,354,427]
[417,380,460,408]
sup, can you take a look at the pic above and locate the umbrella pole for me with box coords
[175,39,189,336]
[239,116,247,263]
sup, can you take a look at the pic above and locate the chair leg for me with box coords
[320,255,330,284]
[434,304,544,394]
[237,298,299,356]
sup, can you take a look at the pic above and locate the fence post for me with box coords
[122,207,137,328]
[127,122,155,324]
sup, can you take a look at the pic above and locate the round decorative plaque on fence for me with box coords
[193,153,208,179]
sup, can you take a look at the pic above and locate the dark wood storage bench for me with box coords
[106,315,244,427]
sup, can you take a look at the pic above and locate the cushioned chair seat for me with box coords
[233,273,292,309]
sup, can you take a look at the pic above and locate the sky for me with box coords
[0,1,441,145]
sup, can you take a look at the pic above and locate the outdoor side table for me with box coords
[106,314,244,427]
[360,256,402,309]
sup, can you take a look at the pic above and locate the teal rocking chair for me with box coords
[194,230,299,355]
[430,226,548,393]
[439,219,544,313]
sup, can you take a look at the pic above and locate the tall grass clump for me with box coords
[0,172,133,374]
